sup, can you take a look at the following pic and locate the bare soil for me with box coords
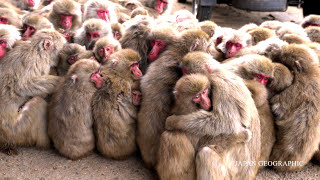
[1,2,320,180]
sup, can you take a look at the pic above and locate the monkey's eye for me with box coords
[192,94,201,102]
[264,77,268,80]
[0,40,3,44]
[131,62,139,67]
[65,33,71,37]
[256,75,262,79]
[202,88,208,94]
[150,40,155,46]
[93,34,99,38]
[86,32,91,38]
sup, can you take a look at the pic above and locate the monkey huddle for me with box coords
[1,0,320,179]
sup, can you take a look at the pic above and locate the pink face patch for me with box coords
[97,9,110,22]
[28,0,35,7]
[60,14,73,29]
[131,62,143,80]
[148,39,166,62]
[225,41,243,58]
[156,0,167,13]
[0,39,8,60]
[254,73,270,85]
[86,31,100,41]
[0,17,8,24]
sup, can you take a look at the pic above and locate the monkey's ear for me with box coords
[190,41,199,52]
[43,39,52,50]
[173,90,179,99]
[294,60,303,72]
[71,74,77,84]
[204,63,213,74]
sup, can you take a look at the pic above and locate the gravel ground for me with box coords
[1,1,320,180]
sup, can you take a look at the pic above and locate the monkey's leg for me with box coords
[14,96,50,148]
[196,146,232,180]
[156,131,196,180]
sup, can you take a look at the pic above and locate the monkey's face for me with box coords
[67,55,78,65]
[22,24,36,40]
[98,45,114,63]
[254,73,271,85]
[28,0,35,7]
[132,90,142,106]
[0,38,7,60]
[225,41,243,58]
[0,16,8,25]
[60,14,74,29]
[96,9,110,23]
[130,62,143,80]
[192,88,211,111]
[86,31,100,42]
[148,39,166,62]
[90,70,104,89]
[113,31,121,40]
[155,0,168,13]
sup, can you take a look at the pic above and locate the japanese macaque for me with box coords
[130,7,149,18]
[270,44,320,171]
[56,43,94,76]
[0,8,22,29]
[0,24,21,61]
[48,0,82,31]
[140,0,172,17]
[281,34,311,44]
[137,29,215,168]
[48,59,101,160]
[157,71,253,180]
[0,29,65,154]
[92,49,142,159]
[277,22,309,40]
[199,20,218,38]
[305,26,320,43]
[120,0,143,10]
[164,51,261,179]
[74,18,112,49]
[8,0,41,10]
[301,14,320,28]
[83,0,118,23]
[247,27,276,45]
[93,36,122,63]
[213,27,252,59]
[239,23,259,32]
[259,20,283,32]
[42,0,55,6]
[111,23,124,40]
[21,14,54,41]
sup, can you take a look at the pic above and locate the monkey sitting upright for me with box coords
[157,73,252,180]
[92,49,142,160]
[48,59,103,160]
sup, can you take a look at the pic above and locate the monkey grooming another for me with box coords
[92,49,142,160]
[0,29,66,155]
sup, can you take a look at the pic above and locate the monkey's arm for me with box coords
[117,94,137,119]
[166,110,236,137]
[15,75,61,97]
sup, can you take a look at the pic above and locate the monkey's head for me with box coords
[31,29,66,65]
[199,20,218,38]
[58,43,93,68]
[247,27,276,45]
[125,0,142,10]
[18,0,41,10]
[50,0,82,30]
[22,14,54,41]
[84,0,117,23]
[214,27,252,58]
[281,34,310,44]
[147,26,179,62]
[279,44,319,73]
[130,7,149,19]
[111,23,124,40]
[0,24,21,60]
[260,20,283,31]
[148,0,171,14]
[178,29,210,56]
[301,15,320,28]
[174,73,211,111]
[106,49,142,80]
[93,36,122,63]
[82,19,112,48]
[268,63,293,93]
[304,26,320,43]
[181,51,220,75]
[239,23,259,33]
[0,8,22,28]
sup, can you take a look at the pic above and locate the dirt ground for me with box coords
[1,2,320,180]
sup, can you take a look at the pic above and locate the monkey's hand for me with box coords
[117,94,137,119]
[165,115,178,131]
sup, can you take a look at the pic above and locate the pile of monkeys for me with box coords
[1,0,320,179]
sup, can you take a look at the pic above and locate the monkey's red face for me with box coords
[156,0,167,13]
[98,45,114,62]
[67,55,77,65]
[148,39,166,62]
[62,32,72,42]
[0,17,8,24]
[303,22,320,28]
[113,31,121,40]
[90,70,104,88]
[97,9,110,22]
[176,14,191,23]
[215,36,223,46]
[192,88,211,111]
[182,66,189,75]
[254,73,270,85]
[60,14,73,29]
[86,31,100,41]
[28,0,35,7]
[225,41,243,58]
[22,24,36,40]
[0,39,7,60]
[130,62,143,80]
[132,90,142,106]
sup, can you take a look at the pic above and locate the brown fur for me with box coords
[260,20,283,31]
[166,51,261,179]
[301,15,320,28]
[305,26,320,43]
[130,7,149,18]
[48,0,82,31]
[199,20,218,38]
[92,49,140,159]
[83,0,118,23]
[8,0,40,10]
[140,0,172,18]
[0,29,65,153]
[0,7,22,28]
[137,29,211,168]
[247,27,276,45]
[0,24,21,51]
[281,34,310,44]
[270,44,320,171]
[157,73,252,180]
[305,42,320,62]
[48,59,100,160]
[22,14,54,31]
[56,43,94,76]
[111,23,124,40]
